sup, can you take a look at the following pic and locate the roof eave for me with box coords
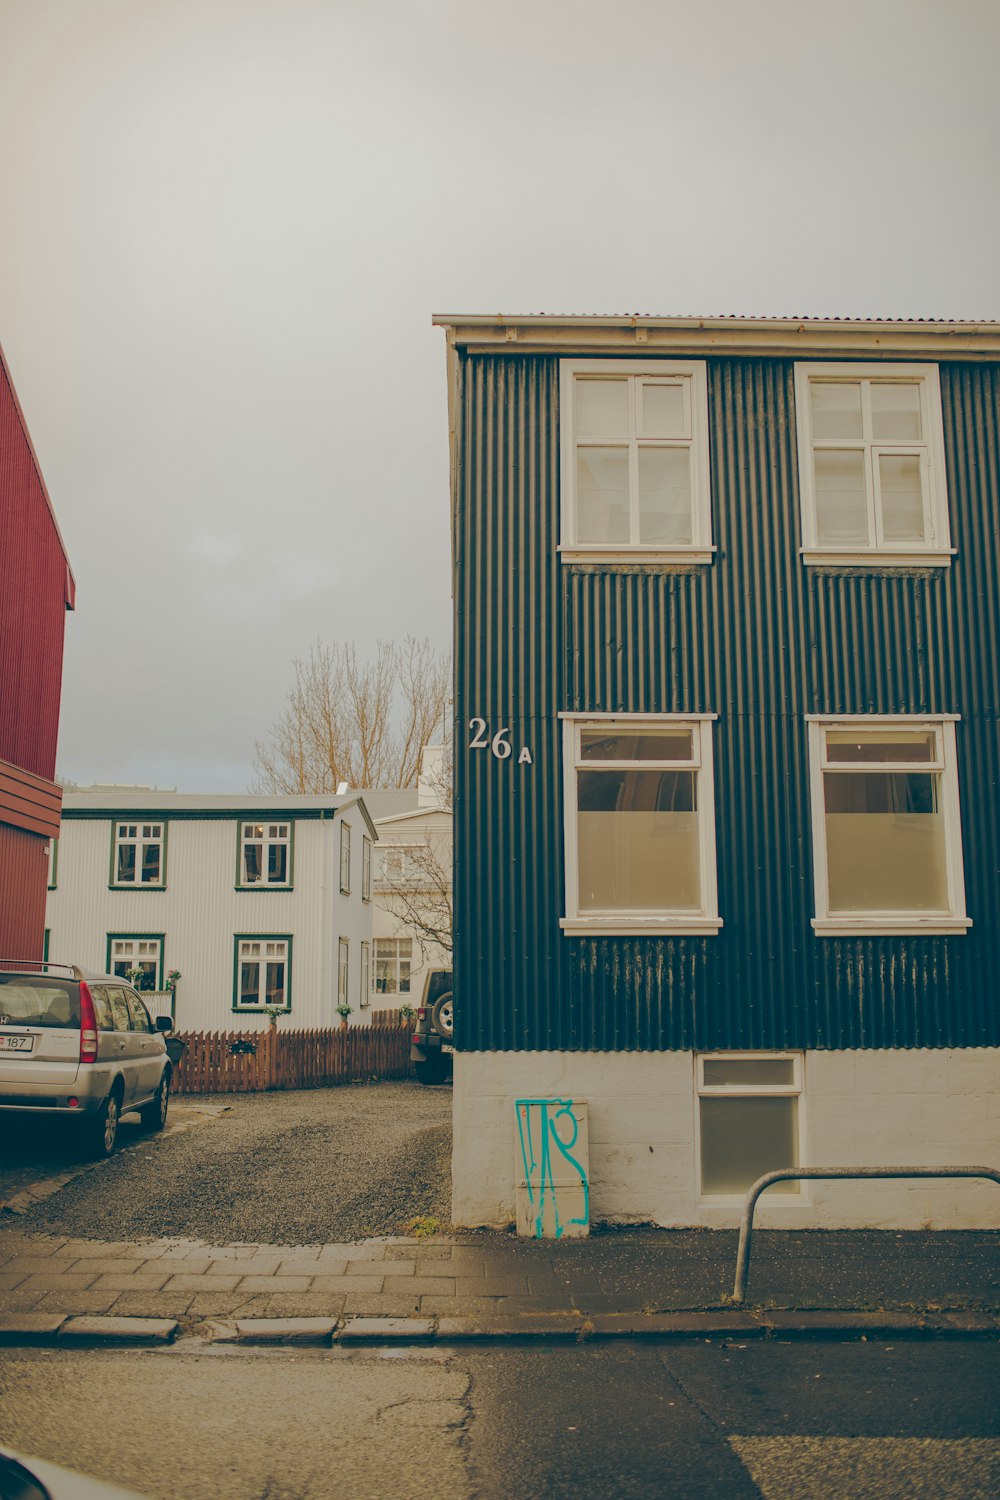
[432,314,1000,360]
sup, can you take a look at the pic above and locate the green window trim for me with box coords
[105,933,166,991]
[108,821,169,890]
[232,933,294,1014]
[235,821,296,890]
[47,838,58,891]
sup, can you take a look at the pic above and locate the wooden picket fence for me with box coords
[172,1012,414,1094]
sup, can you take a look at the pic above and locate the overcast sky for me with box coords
[2,0,998,792]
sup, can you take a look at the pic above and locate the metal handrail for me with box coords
[732,1166,1000,1304]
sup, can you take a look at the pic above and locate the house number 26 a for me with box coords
[468,718,533,766]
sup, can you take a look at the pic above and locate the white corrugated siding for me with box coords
[45,814,373,1031]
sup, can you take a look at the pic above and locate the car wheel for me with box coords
[140,1070,170,1131]
[91,1087,122,1159]
[414,1056,450,1086]
[431,992,454,1039]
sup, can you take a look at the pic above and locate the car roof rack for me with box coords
[0,960,86,980]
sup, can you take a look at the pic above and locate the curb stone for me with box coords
[339,1317,435,1343]
[234,1318,338,1345]
[0,1314,67,1344]
[57,1316,179,1345]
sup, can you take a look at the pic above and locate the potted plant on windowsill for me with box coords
[336,1003,353,1029]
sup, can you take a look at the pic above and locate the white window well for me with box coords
[560,714,721,936]
[113,823,164,887]
[698,1054,803,1200]
[806,717,970,936]
[794,363,952,565]
[559,360,713,564]
[239,822,291,887]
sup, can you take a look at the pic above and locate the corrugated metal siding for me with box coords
[0,824,47,958]
[453,354,1000,1053]
[0,357,69,779]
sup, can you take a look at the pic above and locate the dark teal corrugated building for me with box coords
[436,314,1000,1231]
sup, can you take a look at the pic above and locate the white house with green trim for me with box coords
[45,791,378,1031]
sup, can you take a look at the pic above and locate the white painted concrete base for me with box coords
[451,1049,1000,1230]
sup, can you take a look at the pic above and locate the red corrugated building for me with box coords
[0,342,75,959]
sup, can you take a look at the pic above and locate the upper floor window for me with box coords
[806,717,971,936]
[340,822,351,894]
[559,360,713,564]
[239,822,291,887]
[362,836,372,902]
[794,364,952,566]
[560,714,721,936]
[112,823,165,887]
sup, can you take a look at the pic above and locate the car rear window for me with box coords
[0,977,80,1030]
[426,970,453,1005]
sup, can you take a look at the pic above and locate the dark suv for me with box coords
[410,968,453,1085]
[0,960,173,1156]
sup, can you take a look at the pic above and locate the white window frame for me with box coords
[359,940,371,1007]
[794,362,953,566]
[238,822,291,888]
[112,822,165,888]
[338,937,349,1004]
[340,821,351,895]
[559,359,714,564]
[109,936,163,991]
[235,937,290,1011]
[696,1052,805,1204]
[47,838,58,890]
[374,936,413,995]
[361,836,372,902]
[806,715,971,937]
[559,712,721,937]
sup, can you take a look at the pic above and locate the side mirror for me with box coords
[155,1015,174,1033]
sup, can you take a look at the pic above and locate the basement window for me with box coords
[698,1054,802,1199]
[559,360,714,564]
[806,717,971,936]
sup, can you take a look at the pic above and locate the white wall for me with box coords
[46,813,372,1031]
[371,807,452,1012]
[452,1048,1000,1230]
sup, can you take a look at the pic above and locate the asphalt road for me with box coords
[1,1340,998,1500]
[0,1083,452,1242]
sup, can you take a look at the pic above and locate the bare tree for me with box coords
[252,638,450,792]
[376,739,453,963]
[378,831,453,963]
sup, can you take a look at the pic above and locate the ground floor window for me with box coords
[697,1054,802,1198]
[338,937,349,1005]
[359,941,370,1006]
[234,936,291,1011]
[375,937,412,994]
[107,935,163,991]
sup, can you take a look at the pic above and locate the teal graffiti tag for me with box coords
[515,1098,590,1239]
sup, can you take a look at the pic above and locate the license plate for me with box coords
[0,1034,35,1054]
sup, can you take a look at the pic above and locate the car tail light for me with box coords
[417,1008,427,1020]
[79,981,99,1064]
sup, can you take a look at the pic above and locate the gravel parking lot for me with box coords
[0,1082,452,1243]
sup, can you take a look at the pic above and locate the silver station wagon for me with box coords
[0,961,173,1157]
